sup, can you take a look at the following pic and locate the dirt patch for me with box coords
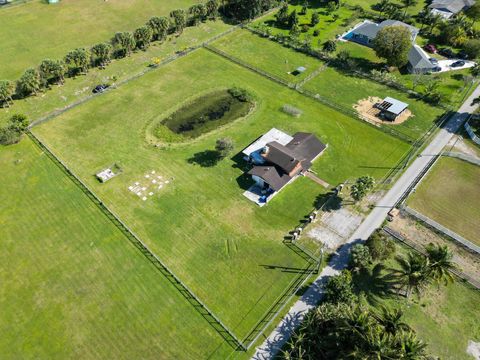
[354,96,413,126]
[389,212,480,280]
[447,135,480,159]
[467,340,480,360]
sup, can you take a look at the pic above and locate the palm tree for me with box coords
[401,0,418,19]
[393,252,432,299]
[429,13,443,34]
[426,244,457,285]
[375,306,411,335]
[396,331,429,359]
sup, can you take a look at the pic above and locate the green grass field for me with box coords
[0,0,203,80]
[354,243,480,360]
[32,48,410,338]
[408,156,480,245]
[0,137,238,359]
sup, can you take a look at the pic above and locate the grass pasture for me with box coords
[407,156,480,245]
[0,138,234,359]
[0,0,203,80]
[33,48,410,339]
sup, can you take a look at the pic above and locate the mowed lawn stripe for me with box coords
[408,156,480,245]
[33,48,410,336]
[0,138,234,359]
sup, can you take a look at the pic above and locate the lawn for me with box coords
[252,1,359,45]
[211,29,326,83]
[407,156,480,245]
[0,137,236,359]
[354,242,480,360]
[0,20,231,126]
[33,48,410,339]
[0,0,203,80]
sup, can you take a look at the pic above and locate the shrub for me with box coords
[301,24,309,33]
[313,29,320,37]
[366,230,396,261]
[324,270,356,304]
[228,87,253,102]
[0,126,21,145]
[349,244,371,272]
[215,138,234,158]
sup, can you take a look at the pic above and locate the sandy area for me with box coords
[389,212,480,280]
[354,96,412,125]
[467,340,480,360]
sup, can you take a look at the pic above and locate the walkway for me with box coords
[251,84,480,359]
[304,171,330,188]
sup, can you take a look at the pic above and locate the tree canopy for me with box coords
[373,25,412,67]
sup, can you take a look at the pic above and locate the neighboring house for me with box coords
[375,97,409,121]
[347,20,419,47]
[242,128,326,196]
[429,0,475,19]
[408,45,436,73]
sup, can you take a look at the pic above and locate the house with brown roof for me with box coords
[242,128,327,205]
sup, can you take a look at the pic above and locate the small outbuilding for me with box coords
[375,97,409,121]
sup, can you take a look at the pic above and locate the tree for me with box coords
[215,138,234,158]
[147,16,170,41]
[134,26,153,50]
[275,2,289,26]
[326,1,337,14]
[425,244,457,285]
[322,39,336,53]
[441,23,467,47]
[471,64,480,77]
[311,11,320,26]
[401,0,417,18]
[64,48,90,75]
[289,22,300,37]
[463,39,480,59]
[349,244,372,272]
[0,80,14,108]
[0,114,29,145]
[205,0,219,19]
[393,252,432,299]
[91,43,112,67]
[301,1,308,15]
[373,25,412,67]
[39,59,65,85]
[324,270,356,304]
[288,9,299,29]
[16,68,41,96]
[365,230,396,261]
[222,0,264,21]
[112,32,136,57]
[350,175,375,202]
[466,2,480,25]
[376,0,392,17]
[189,3,208,25]
[374,307,410,335]
[397,331,428,359]
[170,9,187,33]
[9,114,29,132]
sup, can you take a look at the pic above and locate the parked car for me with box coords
[431,66,442,72]
[450,60,465,68]
[439,48,455,58]
[457,50,469,60]
[424,44,437,53]
[429,58,439,65]
[92,84,109,93]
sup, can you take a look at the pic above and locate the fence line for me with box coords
[29,25,241,129]
[383,227,480,290]
[401,206,480,256]
[27,131,246,351]
[464,120,480,145]
[442,151,480,166]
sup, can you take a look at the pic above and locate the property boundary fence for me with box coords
[27,131,246,351]
[465,120,480,145]
[383,227,480,290]
[400,206,480,256]
[442,151,480,166]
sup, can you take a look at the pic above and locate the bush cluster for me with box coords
[0,114,29,145]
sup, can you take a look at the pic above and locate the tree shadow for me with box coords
[187,150,221,167]
[313,192,342,211]
[353,263,398,306]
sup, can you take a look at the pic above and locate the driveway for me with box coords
[437,59,476,73]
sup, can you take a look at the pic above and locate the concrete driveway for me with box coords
[436,59,476,73]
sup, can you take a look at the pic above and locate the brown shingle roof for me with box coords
[248,166,292,191]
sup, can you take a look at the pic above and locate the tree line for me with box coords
[0,0,220,109]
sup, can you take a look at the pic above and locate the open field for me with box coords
[0,137,236,359]
[0,20,231,126]
[407,156,480,245]
[211,29,326,83]
[33,48,410,338]
[0,0,203,80]
[354,242,480,360]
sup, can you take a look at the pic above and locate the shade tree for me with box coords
[373,25,412,67]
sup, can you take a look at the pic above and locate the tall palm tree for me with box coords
[394,252,432,299]
[375,306,411,335]
[426,244,457,285]
[429,13,443,34]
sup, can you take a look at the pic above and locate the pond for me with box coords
[154,89,254,142]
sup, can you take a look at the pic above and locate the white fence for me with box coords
[465,120,480,145]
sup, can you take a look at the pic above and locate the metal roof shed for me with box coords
[376,97,409,121]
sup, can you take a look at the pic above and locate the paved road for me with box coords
[251,84,480,360]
